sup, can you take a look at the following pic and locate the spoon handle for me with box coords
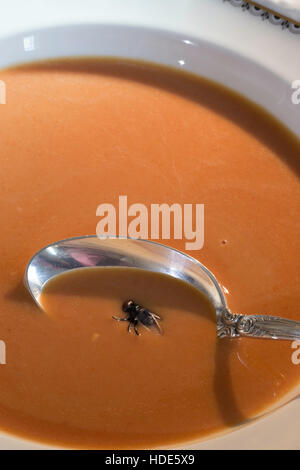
[218,309,300,341]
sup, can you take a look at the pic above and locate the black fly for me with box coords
[112,300,162,335]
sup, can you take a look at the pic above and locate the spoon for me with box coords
[25,236,300,341]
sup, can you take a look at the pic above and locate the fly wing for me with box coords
[137,307,163,335]
[152,314,163,335]
[145,310,163,335]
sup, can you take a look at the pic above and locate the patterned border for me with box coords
[224,0,300,33]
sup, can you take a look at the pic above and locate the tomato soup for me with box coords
[0,59,299,448]
[39,267,218,448]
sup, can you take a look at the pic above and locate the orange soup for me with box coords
[0,59,299,448]
[39,267,218,448]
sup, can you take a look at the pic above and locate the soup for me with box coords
[0,59,299,448]
[39,267,218,448]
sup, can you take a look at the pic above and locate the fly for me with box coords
[112,300,162,335]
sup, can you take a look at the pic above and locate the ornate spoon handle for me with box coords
[218,309,300,341]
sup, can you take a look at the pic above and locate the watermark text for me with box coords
[96,196,204,251]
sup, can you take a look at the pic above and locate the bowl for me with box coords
[0,0,299,450]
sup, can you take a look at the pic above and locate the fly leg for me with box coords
[112,316,129,322]
[134,319,140,336]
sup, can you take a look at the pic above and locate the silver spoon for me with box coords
[25,236,300,341]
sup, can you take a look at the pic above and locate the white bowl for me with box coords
[0,0,299,450]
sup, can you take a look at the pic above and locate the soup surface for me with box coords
[39,267,218,448]
[0,59,299,448]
